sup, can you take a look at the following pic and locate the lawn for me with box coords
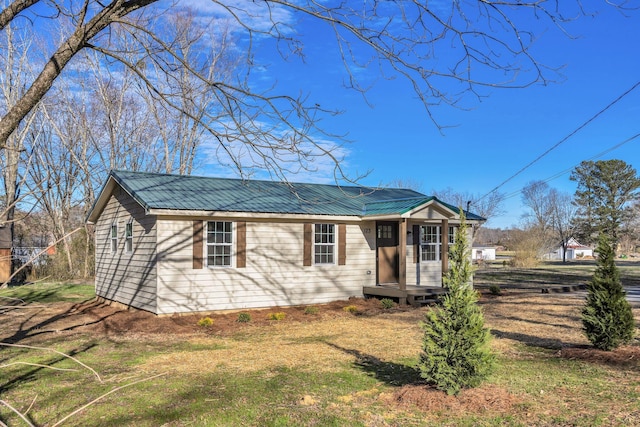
[1,265,639,427]
[474,259,640,290]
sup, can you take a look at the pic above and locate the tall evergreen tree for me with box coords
[582,232,635,351]
[570,159,640,248]
[418,213,495,395]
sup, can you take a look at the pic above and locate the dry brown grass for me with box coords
[3,289,640,425]
[3,291,639,375]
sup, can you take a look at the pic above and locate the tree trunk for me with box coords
[0,0,159,149]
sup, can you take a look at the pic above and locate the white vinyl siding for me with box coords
[156,220,376,314]
[94,187,157,312]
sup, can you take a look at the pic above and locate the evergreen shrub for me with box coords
[418,214,495,395]
[582,233,635,351]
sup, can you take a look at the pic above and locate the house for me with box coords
[86,170,484,314]
[0,225,11,284]
[544,237,593,260]
[471,245,496,261]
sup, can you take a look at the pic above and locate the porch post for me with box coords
[441,219,449,278]
[398,219,407,291]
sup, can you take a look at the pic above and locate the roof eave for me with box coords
[86,175,117,224]
[86,171,152,224]
[147,208,361,222]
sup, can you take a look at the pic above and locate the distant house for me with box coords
[544,237,593,261]
[471,245,496,261]
[0,225,11,283]
[86,171,485,314]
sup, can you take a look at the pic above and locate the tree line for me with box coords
[474,159,640,264]
[3,1,632,281]
[1,10,237,279]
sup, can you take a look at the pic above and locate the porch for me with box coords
[363,284,448,307]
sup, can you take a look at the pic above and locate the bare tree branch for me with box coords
[0,342,103,382]
[50,372,167,427]
[0,0,159,147]
[0,0,39,30]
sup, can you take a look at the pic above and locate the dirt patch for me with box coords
[85,297,401,336]
[0,296,409,343]
[384,383,520,414]
[560,345,640,367]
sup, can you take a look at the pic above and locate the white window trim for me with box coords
[420,225,441,262]
[448,226,456,245]
[110,222,118,254]
[125,219,133,254]
[206,221,234,268]
[420,225,458,262]
[314,223,336,265]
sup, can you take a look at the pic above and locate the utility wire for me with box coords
[478,80,640,201]
[500,131,640,202]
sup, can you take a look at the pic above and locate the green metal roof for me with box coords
[361,197,434,216]
[101,170,484,220]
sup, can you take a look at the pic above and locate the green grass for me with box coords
[3,330,638,426]
[1,281,639,426]
[0,340,379,426]
[475,259,640,289]
[0,282,95,304]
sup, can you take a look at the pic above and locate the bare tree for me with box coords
[85,58,159,173]
[0,22,44,281]
[137,9,238,175]
[27,103,87,276]
[521,181,577,262]
[386,178,424,193]
[1,1,632,180]
[520,180,555,257]
[10,9,238,279]
[521,181,553,232]
[548,189,577,263]
[432,187,505,235]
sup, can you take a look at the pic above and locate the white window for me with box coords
[314,223,335,264]
[110,223,118,253]
[421,225,458,261]
[421,225,440,261]
[125,220,133,253]
[207,221,232,267]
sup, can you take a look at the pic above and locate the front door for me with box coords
[376,221,399,284]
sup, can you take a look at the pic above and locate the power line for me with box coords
[478,80,640,201]
[500,131,640,202]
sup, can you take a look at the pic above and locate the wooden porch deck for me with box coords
[363,284,448,307]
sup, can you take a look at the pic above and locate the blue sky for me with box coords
[194,3,640,229]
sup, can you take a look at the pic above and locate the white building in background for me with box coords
[545,237,593,261]
[471,245,496,261]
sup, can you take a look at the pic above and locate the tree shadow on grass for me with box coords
[0,341,98,395]
[491,329,582,351]
[1,300,119,345]
[324,342,422,387]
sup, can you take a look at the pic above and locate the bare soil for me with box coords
[2,290,640,418]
